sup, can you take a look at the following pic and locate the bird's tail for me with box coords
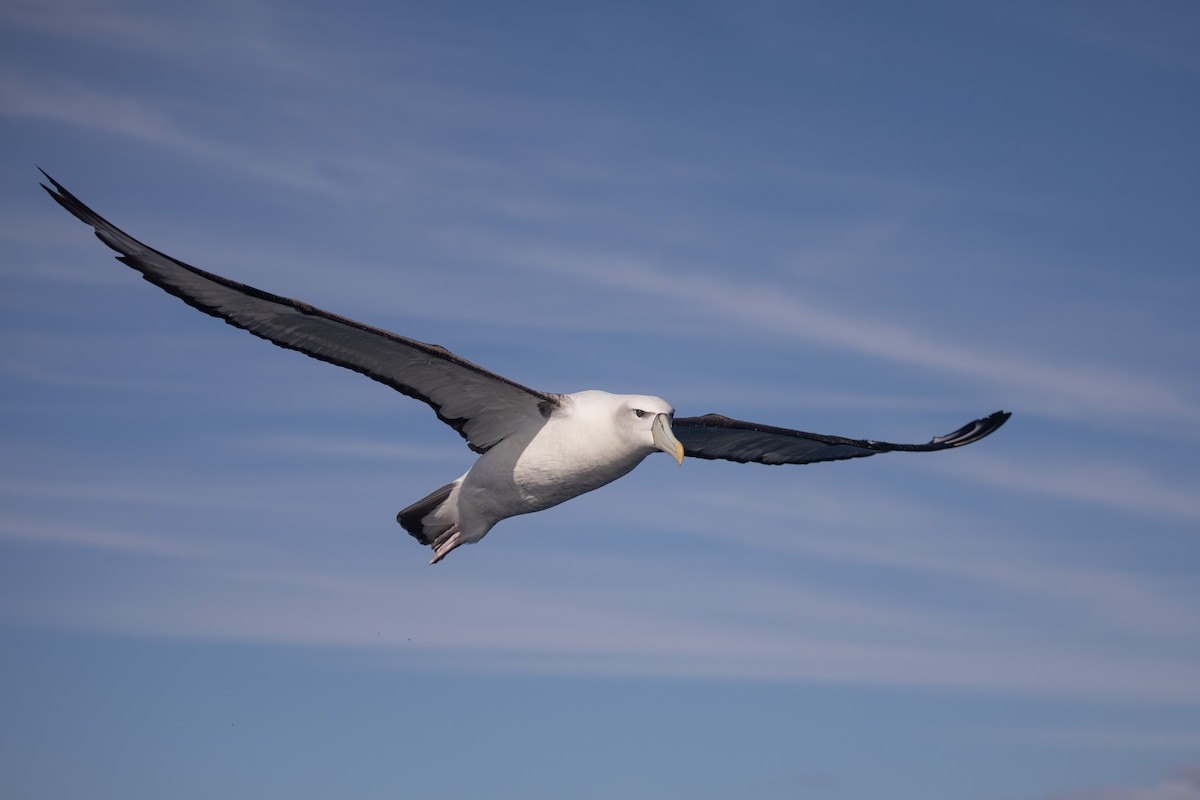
[396,480,460,547]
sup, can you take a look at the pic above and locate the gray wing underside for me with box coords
[42,172,560,453]
[673,410,1010,465]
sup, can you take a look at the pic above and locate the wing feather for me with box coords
[42,172,560,453]
[673,410,1010,465]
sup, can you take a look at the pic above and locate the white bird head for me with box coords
[561,391,684,465]
[618,393,685,464]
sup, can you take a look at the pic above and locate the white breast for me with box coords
[458,391,654,527]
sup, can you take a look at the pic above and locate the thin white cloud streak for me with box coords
[2,0,222,57]
[13,23,1189,435]
[19,549,1200,704]
[13,452,1194,646]
[6,413,1196,700]
[0,515,218,559]
[0,473,396,514]
[2,38,548,209]
[6,73,621,268]
[235,433,467,463]
[9,0,1196,387]
[1,0,337,86]
[0,480,248,510]
[0,72,356,199]
[921,451,1200,523]
[645,481,1200,641]
[481,242,1200,430]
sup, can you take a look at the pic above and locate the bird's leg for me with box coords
[429,528,464,565]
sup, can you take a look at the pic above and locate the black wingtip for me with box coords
[38,170,147,260]
[38,168,84,219]
[37,166,67,196]
[38,166,61,198]
[931,410,1011,447]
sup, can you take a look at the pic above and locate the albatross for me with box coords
[42,173,1010,564]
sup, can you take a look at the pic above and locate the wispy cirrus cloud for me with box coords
[235,433,468,463]
[0,515,219,559]
[1,0,345,83]
[470,241,1200,431]
[0,72,359,198]
[644,479,1200,642]
[920,450,1200,523]
[16,543,1198,704]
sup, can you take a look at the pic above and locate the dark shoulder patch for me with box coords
[538,395,564,419]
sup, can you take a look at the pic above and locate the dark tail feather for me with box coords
[396,482,456,545]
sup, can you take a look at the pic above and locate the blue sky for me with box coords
[2,1,1199,798]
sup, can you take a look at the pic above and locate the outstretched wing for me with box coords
[673,410,1010,465]
[42,172,561,453]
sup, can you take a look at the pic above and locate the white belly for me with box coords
[458,417,649,530]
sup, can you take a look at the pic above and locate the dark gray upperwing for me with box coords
[673,410,1010,465]
[42,172,560,453]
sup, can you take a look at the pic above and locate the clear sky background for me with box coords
[2,1,1199,798]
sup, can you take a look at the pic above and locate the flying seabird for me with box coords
[41,173,1011,564]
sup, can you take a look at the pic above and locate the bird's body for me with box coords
[404,391,678,562]
[42,172,1010,563]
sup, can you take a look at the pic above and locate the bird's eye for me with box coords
[634,409,646,418]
